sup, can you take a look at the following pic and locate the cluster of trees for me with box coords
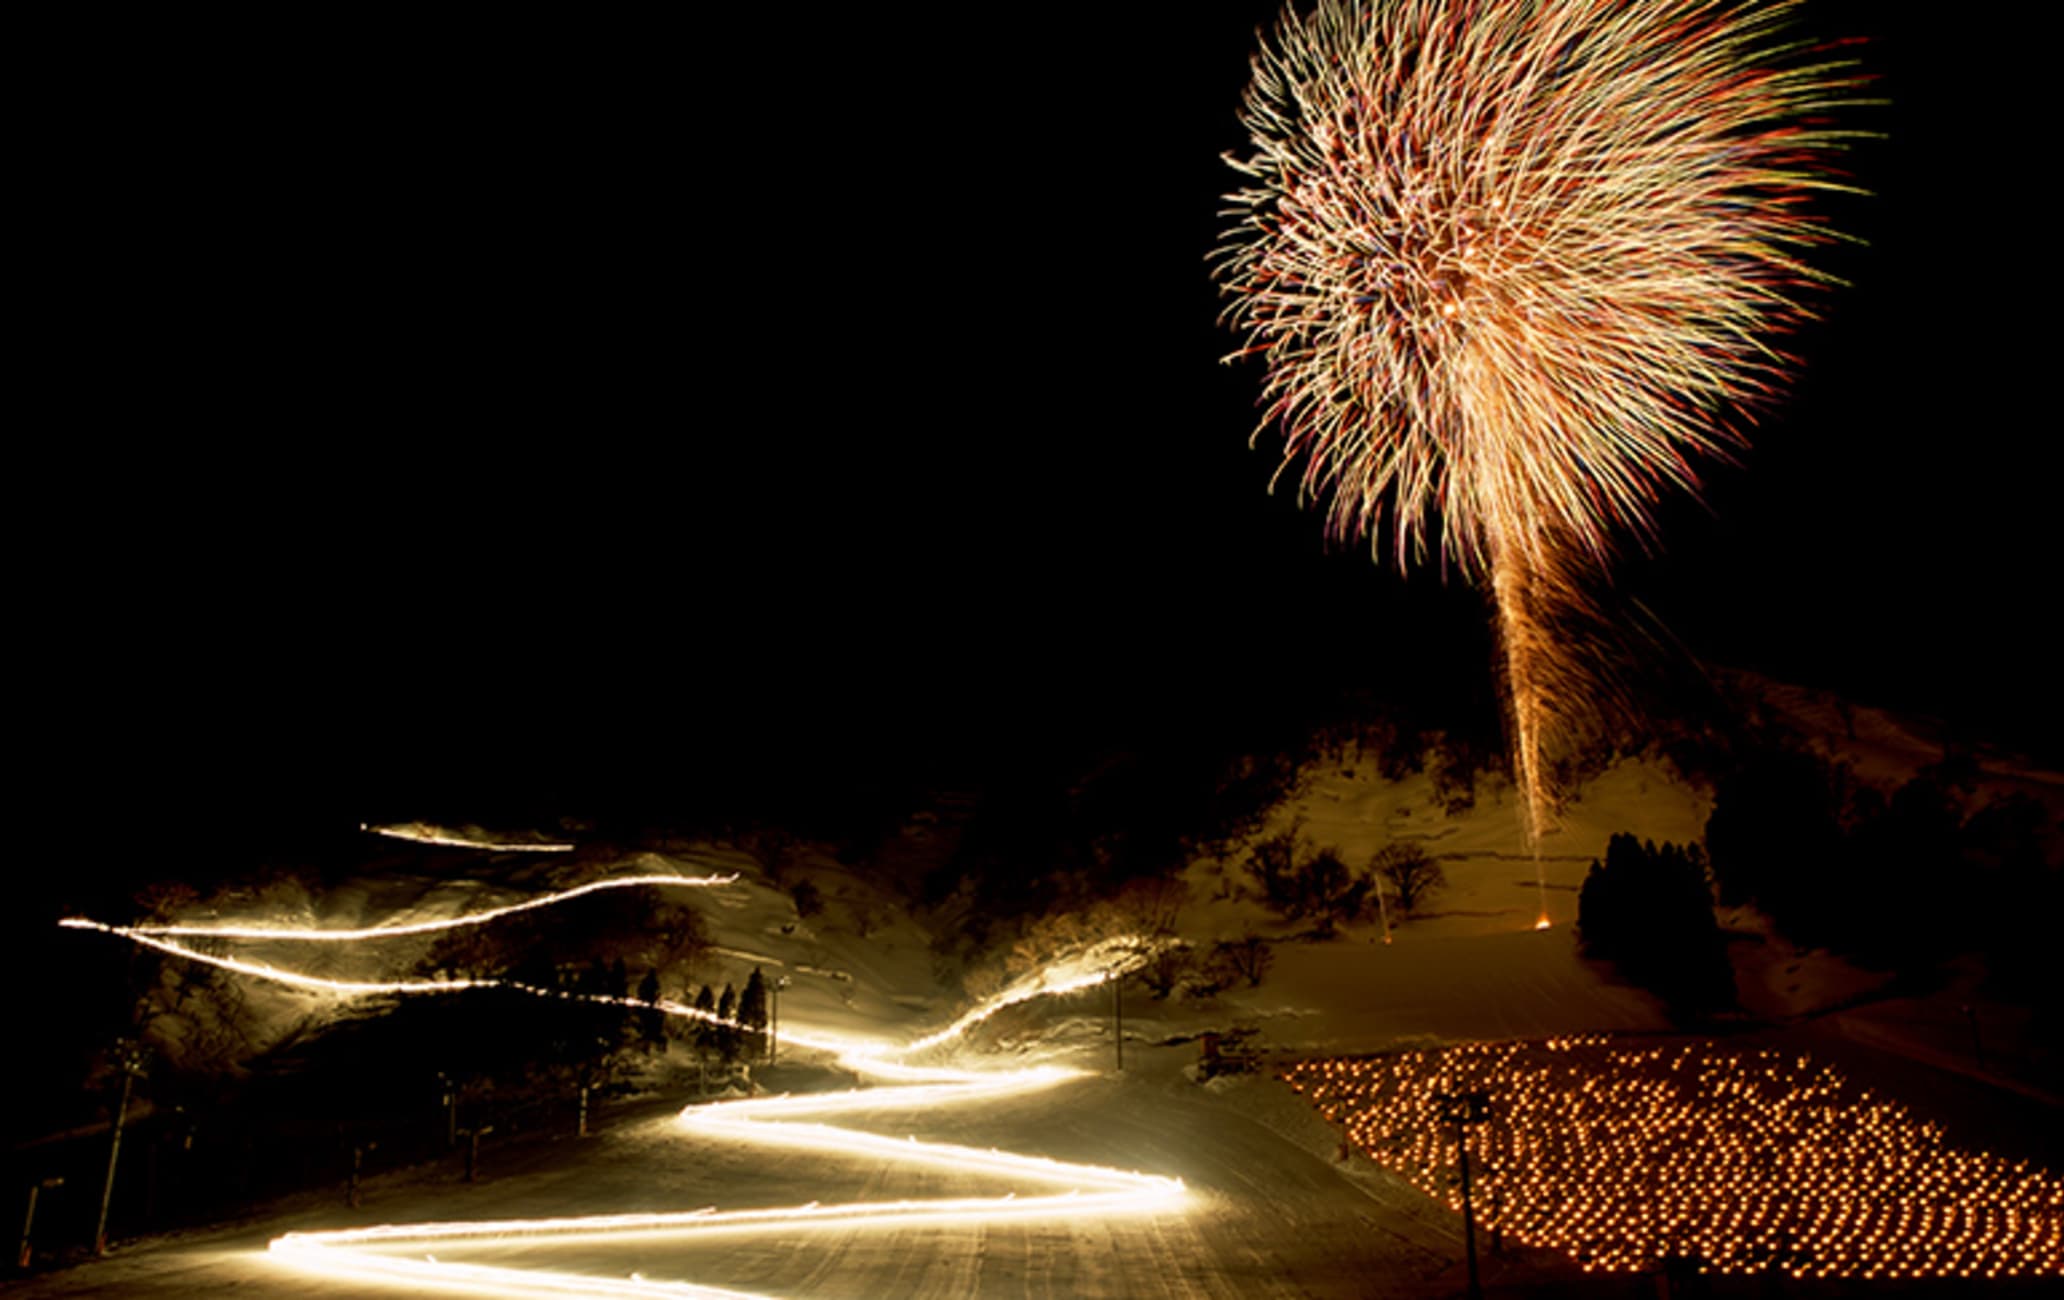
[923,720,1328,969]
[1705,749,2053,982]
[683,968,772,1074]
[393,888,725,1107]
[920,696,1502,995]
[955,875,1276,1009]
[1131,934,1276,1001]
[1246,824,1445,934]
[960,876,1185,1002]
[1576,833,1732,1017]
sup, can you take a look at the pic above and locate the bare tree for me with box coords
[1371,842,1445,915]
[1112,875,1187,938]
[1245,822,1303,913]
[1208,935,1274,988]
[1296,847,1372,935]
[1137,942,1196,1000]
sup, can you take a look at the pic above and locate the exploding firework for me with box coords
[1214,0,1867,883]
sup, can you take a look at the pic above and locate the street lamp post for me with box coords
[1436,1089,1491,1300]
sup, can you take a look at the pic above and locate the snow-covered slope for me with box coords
[980,750,1713,1060]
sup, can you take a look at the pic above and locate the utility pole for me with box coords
[1112,969,1124,1072]
[1436,1089,1490,1300]
[437,1072,457,1148]
[769,976,789,1066]
[94,1041,146,1256]
[18,1177,63,1270]
[347,1142,375,1209]
[459,1126,494,1183]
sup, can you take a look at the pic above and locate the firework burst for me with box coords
[1214,0,1868,875]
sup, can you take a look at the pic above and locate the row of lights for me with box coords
[1284,1037,2061,1281]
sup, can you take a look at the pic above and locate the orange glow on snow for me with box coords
[65,883,1184,1298]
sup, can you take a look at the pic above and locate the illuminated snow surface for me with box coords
[17,1061,1488,1298]
[39,837,1556,1299]
[33,695,2061,1297]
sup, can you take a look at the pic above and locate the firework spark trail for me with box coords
[1488,534,1553,920]
[63,884,1183,1298]
[1214,0,1867,888]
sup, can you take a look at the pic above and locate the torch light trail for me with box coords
[59,872,739,942]
[362,822,578,852]
[1213,0,1869,913]
[63,880,1187,1298]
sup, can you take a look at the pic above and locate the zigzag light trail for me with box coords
[62,877,1186,1299]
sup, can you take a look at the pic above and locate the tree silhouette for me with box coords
[1577,834,1731,1017]
[738,969,770,1063]
[1370,843,1445,916]
[715,984,739,1063]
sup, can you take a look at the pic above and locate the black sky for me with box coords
[23,2,2057,857]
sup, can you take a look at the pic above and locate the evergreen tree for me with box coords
[1704,751,1845,940]
[690,984,716,1063]
[739,968,770,1063]
[1577,834,1732,1018]
[716,984,739,1063]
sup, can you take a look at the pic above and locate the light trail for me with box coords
[64,881,1187,1298]
[892,934,1158,1056]
[265,1058,1182,1299]
[50,922,504,997]
[363,822,578,852]
[57,872,738,942]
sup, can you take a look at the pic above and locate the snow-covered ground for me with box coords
[29,688,2060,1296]
[1155,752,1712,1057]
[12,1037,1567,1299]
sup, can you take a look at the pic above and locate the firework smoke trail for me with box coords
[1214,0,1866,896]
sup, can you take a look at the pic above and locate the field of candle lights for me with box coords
[1283,1037,2061,1283]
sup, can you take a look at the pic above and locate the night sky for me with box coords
[23,3,2054,865]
